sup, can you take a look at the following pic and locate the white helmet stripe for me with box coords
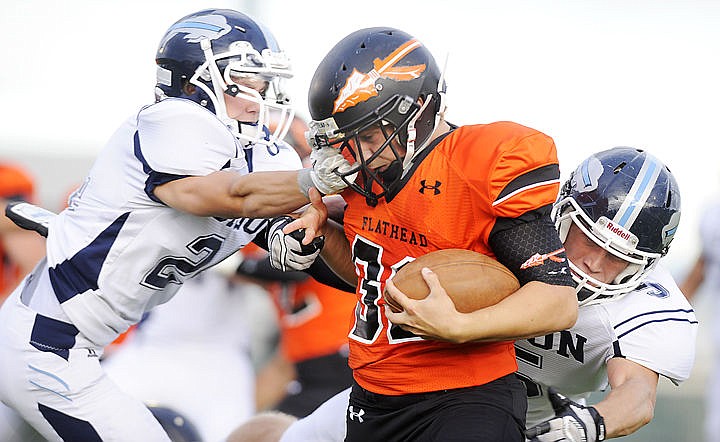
[614,153,662,228]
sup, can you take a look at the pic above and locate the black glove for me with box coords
[267,215,324,271]
[525,387,606,442]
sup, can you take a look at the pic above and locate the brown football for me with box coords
[383,249,520,313]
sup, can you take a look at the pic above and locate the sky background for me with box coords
[2,0,720,277]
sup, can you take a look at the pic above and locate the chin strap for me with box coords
[402,96,432,171]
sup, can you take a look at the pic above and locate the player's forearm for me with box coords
[595,360,659,438]
[459,282,577,343]
[593,379,656,438]
[155,170,311,218]
[318,221,357,287]
[228,170,310,218]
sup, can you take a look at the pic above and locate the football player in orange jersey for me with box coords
[277,27,578,441]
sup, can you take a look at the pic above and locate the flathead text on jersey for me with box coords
[360,216,428,246]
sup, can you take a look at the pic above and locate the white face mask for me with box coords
[553,197,659,306]
[193,39,294,147]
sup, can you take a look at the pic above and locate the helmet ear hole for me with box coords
[181,82,197,96]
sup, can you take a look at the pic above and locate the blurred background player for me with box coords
[0,163,46,303]
[680,199,720,442]
[0,163,47,442]
[238,251,355,418]
[226,411,297,442]
[147,404,203,442]
[247,115,355,417]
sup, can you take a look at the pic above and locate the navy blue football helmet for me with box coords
[306,27,446,205]
[155,9,293,146]
[552,147,681,305]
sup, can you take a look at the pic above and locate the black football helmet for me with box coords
[552,147,681,305]
[306,27,446,205]
[155,9,293,146]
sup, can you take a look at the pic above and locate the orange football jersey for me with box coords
[341,121,561,395]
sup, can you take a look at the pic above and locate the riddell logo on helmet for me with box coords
[333,39,426,114]
[605,221,632,241]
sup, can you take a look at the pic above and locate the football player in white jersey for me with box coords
[517,147,697,441]
[0,8,349,442]
[245,147,697,442]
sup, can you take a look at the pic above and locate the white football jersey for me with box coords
[516,264,698,427]
[27,98,302,347]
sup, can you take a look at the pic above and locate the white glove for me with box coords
[297,125,357,197]
[525,387,606,442]
[267,216,325,271]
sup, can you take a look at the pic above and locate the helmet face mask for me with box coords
[552,147,681,306]
[155,9,294,146]
[310,95,420,205]
[307,28,445,205]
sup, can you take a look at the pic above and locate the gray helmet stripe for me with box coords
[613,153,662,228]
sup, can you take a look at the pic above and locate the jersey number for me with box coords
[142,235,223,290]
[349,237,418,344]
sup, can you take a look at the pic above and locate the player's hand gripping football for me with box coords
[525,387,606,442]
[297,122,357,197]
[268,188,328,271]
[384,268,467,343]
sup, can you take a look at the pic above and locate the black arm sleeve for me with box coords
[305,257,356,293]
[235,256,309,283]
[488,205,574,287]
[236,255,355,293]
[252,225,270,251]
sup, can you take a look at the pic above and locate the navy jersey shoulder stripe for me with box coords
[49,212,130,304]
[614,308,698,339]
[616,317,698,339]
[614,308,695,329]
[133,131,188,204]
